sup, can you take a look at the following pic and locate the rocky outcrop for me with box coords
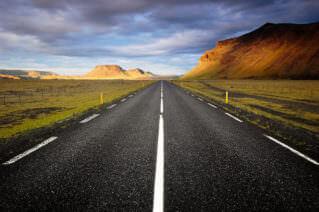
[85,65,154,79]
[0,74,20,80]
[85,65,127,78]
[182,22,319,79]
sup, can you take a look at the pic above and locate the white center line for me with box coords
[121,98,126,102]
[225,112,243,123]
[79,114,100,124]
[160,98,163,114]
[107,104,117,109]
[207,103,217,108]
[2,136,58,165]
[264,134,319,165]
[153,82,164,212]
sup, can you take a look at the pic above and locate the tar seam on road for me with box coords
[207,103,217,108]
[225,112,243,123]
[264,134,319,166]
[153,81,164,212]
[2,136,58,165]
[107,104,117,109]
[79,114,100,124]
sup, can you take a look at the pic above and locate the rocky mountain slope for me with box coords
[182,22,319,79]
[0,69,57,79]
[0,66,155,80]
[85,65,154,79]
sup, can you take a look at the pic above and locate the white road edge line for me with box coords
[197,97,203,101]
[2,136,58,165]
[264,134,319,166]
[121,98,126,102]
[79,114,100,124]
[107,104,117,109]
[153,81,164,212]
[129,94,133,97]
[207,103,217,108]
[225,112,243,123]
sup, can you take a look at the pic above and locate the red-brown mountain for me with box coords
[85,65,154,79]
[182,22,319,79]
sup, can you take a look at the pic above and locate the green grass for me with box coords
[0,80,154,138]
[174,80,319,134]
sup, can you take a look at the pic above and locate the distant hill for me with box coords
[0,74,20,80]
[126,68,154,79]
[85,65,155,79]
[0,66,156,80]
[85,65,127,79]
[0,69,58,79]
[182,22,319,80]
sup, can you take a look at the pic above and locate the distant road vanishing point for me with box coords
[1,81,319,211]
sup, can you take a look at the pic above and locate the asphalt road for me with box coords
[1,81,319,211]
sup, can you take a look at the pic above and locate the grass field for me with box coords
[174,80,319,134]
[0,79,154,139]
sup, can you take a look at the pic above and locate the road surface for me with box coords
[1,81,319,211]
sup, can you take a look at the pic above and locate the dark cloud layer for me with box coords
[0,0,318,74]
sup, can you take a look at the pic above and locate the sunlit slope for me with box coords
[182,22,319,79]
[85,65,154,80]
[126,68,154,79]
[85,65,128,79]
[0,69,58,79]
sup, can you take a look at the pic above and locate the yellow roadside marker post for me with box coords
[100,92,104,104]
[225,91,229,104]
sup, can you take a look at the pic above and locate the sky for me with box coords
[0,0,318,76]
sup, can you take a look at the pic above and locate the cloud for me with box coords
[112,30,217,56]
[0,30,49,52]
[0,0,318,74]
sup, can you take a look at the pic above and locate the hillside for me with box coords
[0,69,58,79]
[126,68,154,79]
[85,65,127,79]
[0,66,155,80]
[182,22,319,80]
[85,65,154,79]
[0,74,20,80]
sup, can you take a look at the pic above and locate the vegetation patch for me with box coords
[0,107,64,127]
[0,79,154,138]
[174,80,319,158]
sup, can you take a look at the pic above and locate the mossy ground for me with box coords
[174,80,319,134]
[0,80,154,138]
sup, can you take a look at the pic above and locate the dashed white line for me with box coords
[225,112,243,123]
[2,136,58,165]
[153,82,164,212]
[160,99,163,114]
[129,94,134,98]
[107,104,117,109]
[264,134,319,165]
[197,97,203,101]
[207,103,217,108]
[160,82,163,113]
[121,98,126,102]
[79,114,100,124]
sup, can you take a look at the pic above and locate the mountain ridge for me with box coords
[0,65,155,80]
[85,65,154,79]
[182,22,319,80]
